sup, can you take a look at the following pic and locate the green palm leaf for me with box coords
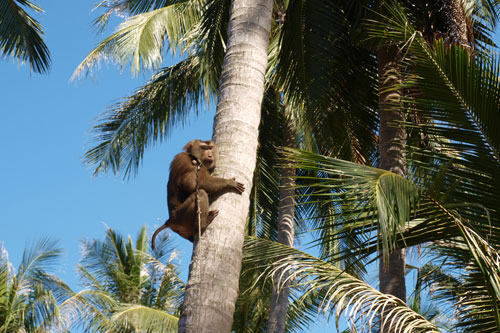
[111,304,178,332]
[283,149,422,258]
[72,2,200,78]
[0,0,50,73]
[243,237,439,332]
[63,226,182,331]
[283,147,500,331]
[83,57,205,177]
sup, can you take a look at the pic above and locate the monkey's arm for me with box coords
[199,176,245,195]
[180,167,244,196]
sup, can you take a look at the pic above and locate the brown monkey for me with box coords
[151,140,245,248]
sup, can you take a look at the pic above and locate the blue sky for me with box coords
[0,0,211,302]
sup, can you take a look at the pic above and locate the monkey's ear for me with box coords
[183,141,194,152]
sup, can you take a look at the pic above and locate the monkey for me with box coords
[151,140,245,248]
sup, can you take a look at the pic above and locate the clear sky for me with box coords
[0,0,211,309]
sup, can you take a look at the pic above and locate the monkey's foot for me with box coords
[208,210,219,222]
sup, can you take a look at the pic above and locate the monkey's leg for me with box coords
[195,189,212,233]
[169,190,210,241]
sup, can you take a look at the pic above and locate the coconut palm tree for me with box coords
[376,0,477,307]
[60,226,183,332]
[0,239,69,332]
[0,0,50,73]
[175,0,275,328]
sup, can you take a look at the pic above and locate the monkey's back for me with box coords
[167,152,195,213]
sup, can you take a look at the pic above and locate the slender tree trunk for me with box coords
[267,116,296,333]
[376,1,470,329]
[377,43,407,308]
[177,0,273,330]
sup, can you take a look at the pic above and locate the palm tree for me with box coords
[73,0,296,330]
[237,1,500,330]
[60,226,183,332]
[71,1,374,330]
[176,0,275,328]
[0,0,50,73]
[375,0,478,306]
[0,239,69,332]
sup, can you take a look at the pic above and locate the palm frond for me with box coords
[59,289,117,331]
[111,304,178,332]
[284,147,500,331]
[18,238,62,283]
[0,0,50,73]
[83,57,205,178]
[196,0,230,94]
[283,149,423,259]
[247,86,282,239]
[244,237,439,332]
[72,3,200,78]
[235,252,321,333]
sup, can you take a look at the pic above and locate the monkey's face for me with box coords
[200,143,216,170]
[186,140,218,171]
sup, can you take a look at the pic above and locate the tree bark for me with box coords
[377,43,407,310]
[267,116,296,333]
[376,1,470,329]
[445,0,469,45]
[177,0,273,330]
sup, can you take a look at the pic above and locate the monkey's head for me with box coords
[184,139,218,171]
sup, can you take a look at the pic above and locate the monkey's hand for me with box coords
[230,178,245,194]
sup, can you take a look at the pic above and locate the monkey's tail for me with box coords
[151,220,170,249]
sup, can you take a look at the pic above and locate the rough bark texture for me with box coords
[177,0,273,330]
[377,43,407,310]
[376,1,470,329]
[445,0,469,45]
[417,0,471,46]
[267,117,296,333]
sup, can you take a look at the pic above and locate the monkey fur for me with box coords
[151,140,245,248]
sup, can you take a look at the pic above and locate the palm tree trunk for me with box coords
[445,0,469,45]
[377,1,471,326]
[177,0,273,330]
[267,115,296,333]
[377,44,407,304]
